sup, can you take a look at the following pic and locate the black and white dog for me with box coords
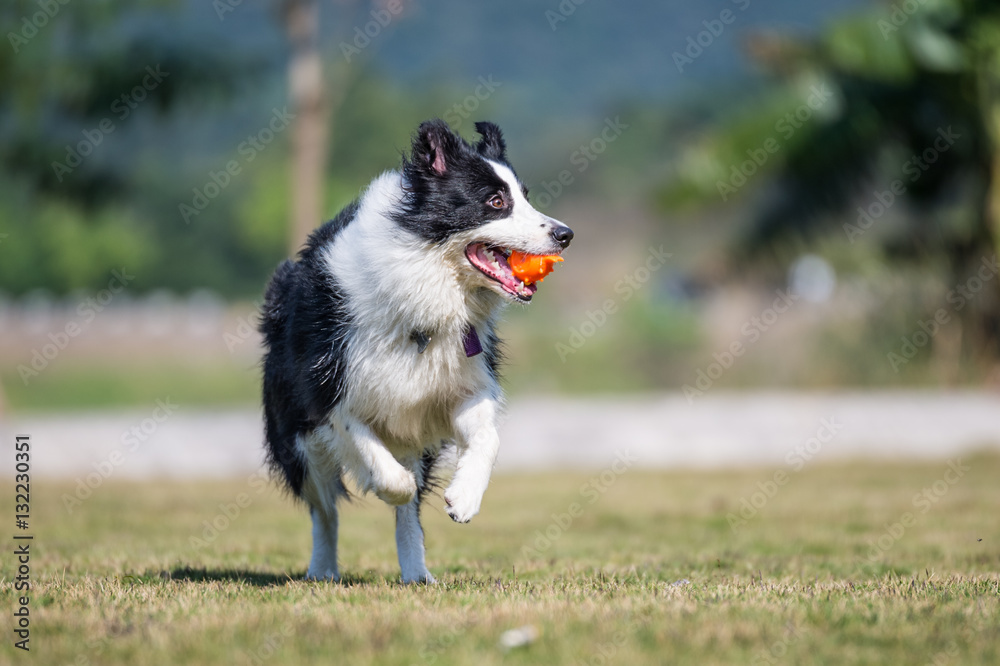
[259,120,573,583]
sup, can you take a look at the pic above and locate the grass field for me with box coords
[3,455,999,665]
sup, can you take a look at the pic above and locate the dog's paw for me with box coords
[401,570,437,585]
[375,467,417,506]
[443,481,483,523]
[305,567,340,582]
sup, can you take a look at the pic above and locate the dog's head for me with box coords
[397,119,573,303]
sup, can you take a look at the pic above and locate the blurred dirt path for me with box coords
[2,391,999,479]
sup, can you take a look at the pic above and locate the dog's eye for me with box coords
[487,194,505,209]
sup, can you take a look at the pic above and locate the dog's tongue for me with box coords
[475,244,513,275]
[472,245,538,297]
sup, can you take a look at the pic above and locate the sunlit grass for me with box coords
[2,455,998,664]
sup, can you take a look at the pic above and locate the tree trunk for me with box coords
[284,0,328,256]
[977,52,1000,368]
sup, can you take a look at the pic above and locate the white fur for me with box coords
[395,455,435,583]
[481,161,573,256]
[444,394,502,522]
[295,165,564,582]
[305,505,339,581]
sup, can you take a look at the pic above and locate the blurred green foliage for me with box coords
[0,0,522,298]
[0,0,264,296]
[659,0,1000,357]
[3,0,999,407]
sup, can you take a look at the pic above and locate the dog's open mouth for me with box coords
[465,243,538,301]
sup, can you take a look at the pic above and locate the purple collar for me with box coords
[411,326,482,357]
[463,325,483,357]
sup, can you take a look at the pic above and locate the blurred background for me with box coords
[2,0,1000,474]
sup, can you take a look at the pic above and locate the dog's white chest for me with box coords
[345,324,491,447]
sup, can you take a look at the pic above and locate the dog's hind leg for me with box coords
[395,454,436,584]
[299,430,346,581]
[305,503,340,581]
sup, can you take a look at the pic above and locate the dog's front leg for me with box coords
[395,455,436,584]
[339,416,417,506]
[444,394,501,523]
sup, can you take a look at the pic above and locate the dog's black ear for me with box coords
[475,121,506,161]
[412,120,461,176]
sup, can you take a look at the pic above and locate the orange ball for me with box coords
[508,251,564,285]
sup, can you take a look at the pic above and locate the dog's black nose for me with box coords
[551,225,574,248]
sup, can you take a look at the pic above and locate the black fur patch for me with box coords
[394,119,524,244]
[416,446,443,505]
[481,325,503,382]
[259,201,358,496]
[474,121,506,161]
